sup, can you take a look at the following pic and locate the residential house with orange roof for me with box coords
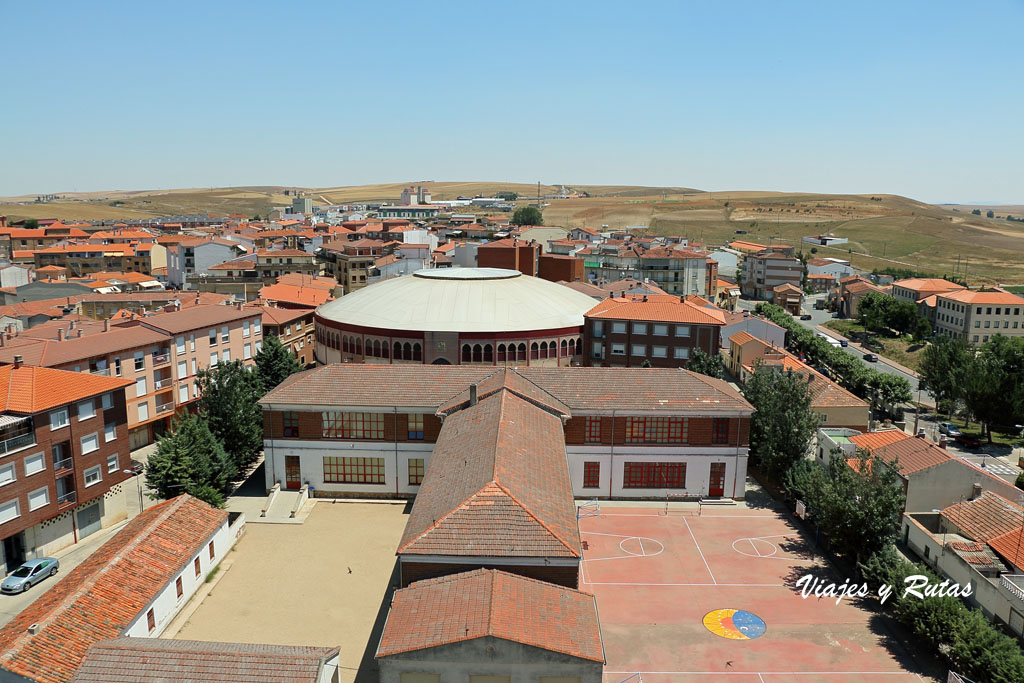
[933,287,1024,345]
[740,247,802,300]
[258,282,332,310]
[255,304,315,367]
[584,295,725,368]
[891,277,966,304]
[0,495,243,682]
[719,310,785,351]
[838,277,887,318]
[166,237,245,290]
[32,244,147,277]
[772,282,803,315]
[0,359,134,573]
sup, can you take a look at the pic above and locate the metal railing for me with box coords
[151,351,170,365]
[153,377,173,389]
[0,433,35,455]
[53,457,73,472]
[90,367,111,376]
[57,491,77,507]
[1000,575,1024,603]
[155,401,175,414]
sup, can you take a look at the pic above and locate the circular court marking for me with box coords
[703,609,767,640]
[618,536,665,557]
[732,536,780,558]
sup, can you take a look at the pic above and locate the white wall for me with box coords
[122,519,236,638]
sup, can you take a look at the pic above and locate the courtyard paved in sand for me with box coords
[173,501,408,683]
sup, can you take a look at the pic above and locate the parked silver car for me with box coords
[1,558,60,594]
[939,422,962,438]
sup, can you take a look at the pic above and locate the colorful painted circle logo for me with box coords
[703,609,767,640]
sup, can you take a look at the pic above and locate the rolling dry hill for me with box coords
[2,183,1022,285]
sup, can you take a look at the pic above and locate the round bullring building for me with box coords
[314,268,595,366]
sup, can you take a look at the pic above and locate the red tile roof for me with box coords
[0,325,169,367]
[376,569,603,662]
[989,527,1024,571]
[585,296,725,325]
[0,364,132,414]
[849,430,912,452]
[399,389,580,558]
[258,283,331,308]
[72,639,339,683]
[942,492,1024,542]
[139,304,261,335]
[0,496,228,683]
[258,305,313,327]
[939,288,1024,306]
[865,435,952,475]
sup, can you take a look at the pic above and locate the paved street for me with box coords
[738,294,937,405]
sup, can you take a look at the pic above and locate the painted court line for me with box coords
[605,671,919,677]
[683,515,716,584]
[585,581,783,586]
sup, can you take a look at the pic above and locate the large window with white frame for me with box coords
[84,466,102,487]
[28,486,49,511]
[80,433,99,455]
[50,407,69,430]
[321,412,385,439]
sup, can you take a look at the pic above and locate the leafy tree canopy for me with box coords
[511,206,543,226]
[255,334,304,395]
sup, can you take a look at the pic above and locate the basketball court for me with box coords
[578,504,930,682]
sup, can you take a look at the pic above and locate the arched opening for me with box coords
[497,344,507,363]
[382,342,389,359]
[541,341,550,359]
[568,338,577,356]
[412,343,422,361]
[372,340,381,358]
[560,339,568,358]
[472,344,483,363]
[462,344,472,363]
[431,357,451,365]
[355,338,362,356]
[403,342,412,361]
[517,343,527,361]
[483,344,493,363]
[393,341,402,359]
[530,342,539,360]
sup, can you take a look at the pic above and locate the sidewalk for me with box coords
[814,324,921,379]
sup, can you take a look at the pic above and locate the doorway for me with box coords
[76,502,102,539]
[285,456,302,490]
[709,463,726,497]
[3,533,26,573]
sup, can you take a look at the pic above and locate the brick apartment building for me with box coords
[259,365,752,503]
[740,247,802,299]
[1,360,134,574]
[318,238,381,293]
[584,295,725,368]
[477,238,540,275]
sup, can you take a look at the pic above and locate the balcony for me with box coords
[153,375,174,390]
[0,416,35,455]
[151,350,170,367]
[54,456,74,473]
[57,490,77,508]
[89,367,111,376]
[155,401,176,415]
[0,432,34,455]
[1001,575,1024,604]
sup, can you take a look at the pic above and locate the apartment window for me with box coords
[321,412,385,439]
[592,321,604,337]
[113,357,122,376]
[996,308,1002,315]
[583,461,601,488]
[408,458,425,485]
[984,336,989,342]
[984,321,990,328]
[1005,321,1010,328]
[631,344,646,357]
[189,334,196,351]
[221,326,229,343]
[323,456,386,484]
[282,412,299,437]
[242,320,251,338]
[194,557,201,577]
[176,360,187,380]
[244,343,252,360]
[209,329,218,347]
[134,351,145,371]
[408,414,424,440]
[254,319,261,335]
[0,499,20,524]
[974,321,981,328]
[84,466,102,487]
[0,463,14,487]
[973,335,979,342]
[178,384,189,404]
[210,352,219,367]
[104,422,117,443]
[175,336,185,354]
[135,377,147,396]
[591,341,603,359]
[653,324,668,336]
[623,462,687,488]
[24,452,45,476]
[175,576,183,599]
[652,345,667,358]
[28,486,49,511]
[675,325,691,337]
[713,418,730,444]
[192,358,197,375]
[138,402,149,422]
[633,322,648,335]
[208,541,215,559]
[611,322,627,334]
[625,417,689,444]
[585,416,602,443]
[80,433,99,455]
[674,347,691,360]
[107,453,118,473]
[222,349,231,363]
[101,393,114,410]
[146,609,155,633]
[610,342,626,356]
[50,407,70,431]
[987,307,992,315]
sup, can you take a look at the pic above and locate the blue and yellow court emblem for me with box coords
[703,609,767,640]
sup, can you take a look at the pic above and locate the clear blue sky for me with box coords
[2,0,1022,203]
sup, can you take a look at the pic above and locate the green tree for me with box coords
[196,360,264,472]
[145,413,233,507]
[858,292,894,333]
[919,337,972,418]
[802,450,906,564]
[639,359,653,368]
[495,191,519,201]
[255,334,304,395]
[986,209,995,218]
[743,367,820,479]
[23,219,39,230]
[963,336,1024,439]
[687,347,725,379]
[511,206,543,226]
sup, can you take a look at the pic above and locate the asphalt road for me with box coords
[738,294,936,405]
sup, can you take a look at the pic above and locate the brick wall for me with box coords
[563,416,750,446]
[263,409,443,444]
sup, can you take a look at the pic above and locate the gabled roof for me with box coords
[0,325,168,367]
[0,496,228,683]
[258,283,331,308]
[585,296,726,325]
[864,434,951,474]
[989,527,1024,571]
[139,304,260,334]
[849,430,912,452]
[398,389,580,558]
[0,364,132,414]
[376,569,603,662]
[437,367,570,418]
[892,278,966,293]
[258,305,313,327]
[939,288,1024,306]
[72,639,339,683]
[275,272,337,291]
[942,492,1024,542]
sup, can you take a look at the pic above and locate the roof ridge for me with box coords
[396,482,499,554]
[1,496,190,655]
[490,480,580,558]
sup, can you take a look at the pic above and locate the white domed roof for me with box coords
[316,268,597,332]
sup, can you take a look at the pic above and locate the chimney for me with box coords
[58,328,64,341]
[469,384,478,406]
[104,318,110,332]
[27,623,39,635]
[13,355,23,369]
[970,483,983,500]
[77,329,83,338]
[938,436,948,449]
[915,430,925,439]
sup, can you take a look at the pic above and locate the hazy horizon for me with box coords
[3,1,1022,205]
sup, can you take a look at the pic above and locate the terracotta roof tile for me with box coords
[0,326,168,367]
[0,496,228,683]
[0,364,132,413]
[258,283,331,308]
[376,569,603,662]
[989,527,1024,570]
[73,639,338,683]
[585,297,725,325]
[849,430,912,452]
[139,304,261,335]
[942,492,1024,542]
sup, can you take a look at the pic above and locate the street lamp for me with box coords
[123,469,143,514]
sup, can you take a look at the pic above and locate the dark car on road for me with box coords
[800,314,812,320]
[839,339,848,347]
[863,353,878,362]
